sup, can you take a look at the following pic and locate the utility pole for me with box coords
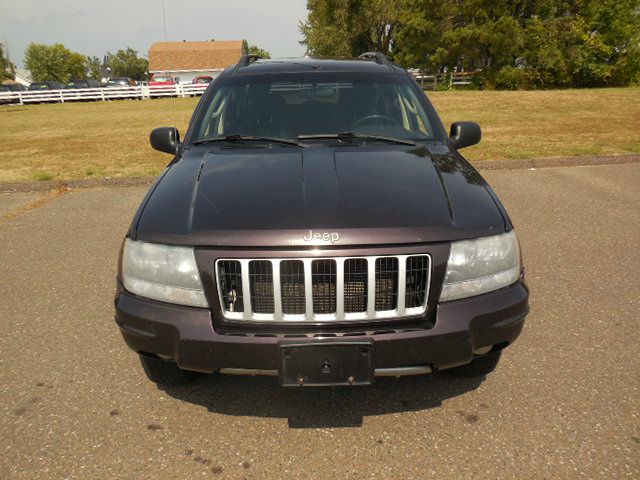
[162,0,168,41]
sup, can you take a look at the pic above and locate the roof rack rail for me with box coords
[358,52,392,66]
[237,54,263,68]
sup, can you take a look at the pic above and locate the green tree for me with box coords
[24,43,87,83]
[300,0,401,57]
[391,0,451,69]
[242,40,271,58]
[579,0,640,86]
[301,0,640,88]
[0,44,14,82]
[87,56,103,81]
[104,48,148,80]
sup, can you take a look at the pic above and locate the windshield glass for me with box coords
[192,73,441,143]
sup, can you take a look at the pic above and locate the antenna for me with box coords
[161,0,168,41]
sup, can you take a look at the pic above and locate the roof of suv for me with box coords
[223,56,406,77]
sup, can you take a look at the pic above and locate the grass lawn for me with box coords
[0,87,638,182]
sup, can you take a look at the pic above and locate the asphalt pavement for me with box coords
[1,164,638,479]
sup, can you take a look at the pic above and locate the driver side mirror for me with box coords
[449,122,481,149]
[150,127,180,155]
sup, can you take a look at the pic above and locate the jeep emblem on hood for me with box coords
[303,230,340,243]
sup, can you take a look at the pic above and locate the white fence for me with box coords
[409,69,479,90]
[0,84,210,105]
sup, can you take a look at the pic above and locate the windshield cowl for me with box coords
[298,131,416,146]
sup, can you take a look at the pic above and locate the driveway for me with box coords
[1,164,638,479]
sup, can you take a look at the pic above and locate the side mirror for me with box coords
[150,127,180,154]
[449,121,481,149]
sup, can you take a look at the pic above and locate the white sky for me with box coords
[0,0,309,68]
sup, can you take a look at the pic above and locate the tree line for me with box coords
[19,43,149,83]
[300,0,640,89]
[0,39,272,85]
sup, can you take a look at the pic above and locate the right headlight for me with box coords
[439,230,521,302]
[121,239,209,308]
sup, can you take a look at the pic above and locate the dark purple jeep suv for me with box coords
[115,53,528,387]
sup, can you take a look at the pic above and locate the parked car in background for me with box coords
[0,83,27,92]
[28,81,65,91]
[149,74,177,86]
[105,77,140,100]
[66,78,101,89]
[107,77,137,87]
[192,75,213,84]
[0,83,27,104]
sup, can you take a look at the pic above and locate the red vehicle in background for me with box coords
[149,74,177,86]
[192,75,213,84]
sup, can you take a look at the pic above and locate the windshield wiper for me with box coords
[298,131,416,146]
[192,134,305,147]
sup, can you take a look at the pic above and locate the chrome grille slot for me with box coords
[249,261,274,313]
[375,257,398,311]
[217,260,244,313]
[215,254,430,323]
[311,259,337,314]
[280,260,305,314]
[406,256,429,309]
[344,258,367,313]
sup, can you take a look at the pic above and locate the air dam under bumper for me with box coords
[115,282,528,373]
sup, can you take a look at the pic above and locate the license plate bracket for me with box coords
[279,342,374,387]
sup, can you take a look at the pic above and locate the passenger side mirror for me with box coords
[150,127,180,155]
[449,122,481,149]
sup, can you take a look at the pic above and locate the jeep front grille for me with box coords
[215,255,430,322]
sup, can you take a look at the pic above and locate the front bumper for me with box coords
[114,281,529,373]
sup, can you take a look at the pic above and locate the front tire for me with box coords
[444,351,502,377]
[139,355,199,385]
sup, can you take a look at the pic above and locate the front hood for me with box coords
[134,145,506,247]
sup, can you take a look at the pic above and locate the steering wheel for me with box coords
[351,114,400,129]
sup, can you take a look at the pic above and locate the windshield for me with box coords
[191,73,442,143]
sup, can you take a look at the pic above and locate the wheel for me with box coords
[444,351,502,378]
[139,354,199,385]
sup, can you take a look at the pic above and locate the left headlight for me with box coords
[439,230,521,302]
[121,239,209,308]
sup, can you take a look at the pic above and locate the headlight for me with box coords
[439,230,521,302]
[121,239,209,308]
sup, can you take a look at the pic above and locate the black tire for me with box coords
[444,351,502,378]
[139,355,199,385]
